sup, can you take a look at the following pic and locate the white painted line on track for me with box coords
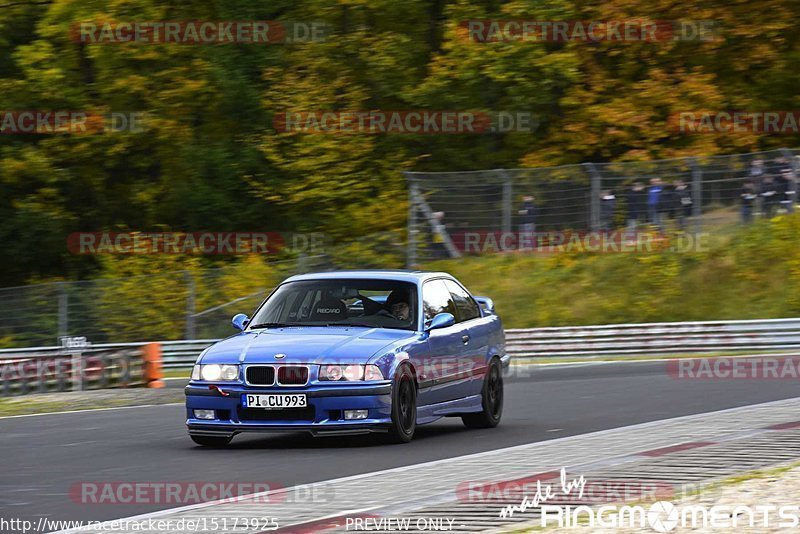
[517,352,800,368]
[0,402,183,420]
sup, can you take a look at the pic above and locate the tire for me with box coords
[462,358,503,429]
[387,365,417,443]
[190,435,232,447]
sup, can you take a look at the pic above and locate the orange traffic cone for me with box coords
[143,343,165,388]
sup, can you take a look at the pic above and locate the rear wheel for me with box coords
[462,358,503,429]
[190,435,232,447]
[388,365,416,443]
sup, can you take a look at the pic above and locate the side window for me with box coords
[444,280,481,322]
[422,280,457,321]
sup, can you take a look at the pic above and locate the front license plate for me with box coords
[243,394,307,409]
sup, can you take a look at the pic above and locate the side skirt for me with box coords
[416,394,483,424]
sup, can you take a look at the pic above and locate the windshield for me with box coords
[249,279,418,331]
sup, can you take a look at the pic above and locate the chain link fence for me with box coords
[405,148,800,264]
[0,256,331,348]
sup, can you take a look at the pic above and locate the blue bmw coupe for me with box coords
[185,270,507,445]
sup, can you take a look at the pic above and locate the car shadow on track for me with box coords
[196,422,475,450]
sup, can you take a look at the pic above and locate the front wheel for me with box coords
[190,435,232,447]
[462,358,503,429]
[388,365,417,443]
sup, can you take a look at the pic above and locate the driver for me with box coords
[385,288,412,321]
[390,301,410,321]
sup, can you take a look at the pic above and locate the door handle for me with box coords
[462,334,470,344]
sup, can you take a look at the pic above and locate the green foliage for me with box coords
[89,254,286,341]
[1,0,799,289]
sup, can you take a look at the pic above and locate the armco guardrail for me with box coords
[0,340,214,396]
[2,319,799,395]
[506,318,800,358]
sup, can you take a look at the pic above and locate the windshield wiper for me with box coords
[249,322,383,329]
[248,322,301,329]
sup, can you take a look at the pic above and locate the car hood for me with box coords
[200,327,416,365]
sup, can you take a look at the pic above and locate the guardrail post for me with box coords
[20,361,28,395]
[72,352,83,391]
[99,354,109,388]
[37,359,47,393]
[120,352,131,387]
[56,357,68,391]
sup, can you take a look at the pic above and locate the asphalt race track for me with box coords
[2,359,799,526]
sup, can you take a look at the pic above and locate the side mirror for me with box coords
[425,312,455,331]
[231,313,250,331]
[475,296,495,316]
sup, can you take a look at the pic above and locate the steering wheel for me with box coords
[375,308,395,318]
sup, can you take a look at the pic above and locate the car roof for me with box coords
[283,270,453,284]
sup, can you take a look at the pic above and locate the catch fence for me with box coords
[405,148,800,264]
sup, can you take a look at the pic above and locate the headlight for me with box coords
[320,364,384,381]
[364,364,384,381]
[321,365,343,381]
[343,365,363,381]
[192,364,240,381]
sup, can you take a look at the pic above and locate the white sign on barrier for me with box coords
[60,336,90,354]
[59,336,91,391]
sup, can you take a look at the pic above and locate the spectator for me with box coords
[626,181,647,230]
[599,190,617,231]
[749,159,767,215]
[518,195,536,248]
[648,178,663,228]
[761,175,779,218]
[774,156,792,177]
[749,159,766,183]
[672,179,693,230]
[778,169,796,214]
[741,180,757,223]
[430,211,448,259]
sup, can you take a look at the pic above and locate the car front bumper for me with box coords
[185,382,393,438]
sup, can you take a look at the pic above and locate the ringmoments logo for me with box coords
[492,469,800,531]
[537,502,800,531]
